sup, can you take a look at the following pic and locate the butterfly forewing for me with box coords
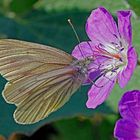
[0,39,84,124]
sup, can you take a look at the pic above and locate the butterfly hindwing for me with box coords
[13,68,81,124]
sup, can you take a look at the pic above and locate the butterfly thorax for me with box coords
[71,56,94,81]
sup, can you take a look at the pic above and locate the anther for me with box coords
[120,48,124,52]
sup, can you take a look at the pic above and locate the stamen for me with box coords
[111,42,118,45]
[119,58,123,62]
[113,34,119,39]
[98,70,116,88]
[120,48,124,52]
[97,44,112,55]
[103,74,114,82]
[101,43,121,55]
[112,54,121,60]
[96,44,122,60]
[107,44,119,53]
[119,41,122,47]
[88,77,103,88]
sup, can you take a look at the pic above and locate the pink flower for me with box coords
[114,90,140,140]
[72,7,137,109]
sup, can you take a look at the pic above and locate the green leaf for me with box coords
[53,118,94,140]
[53,116,116,140]
[36,0,126,12]
[10,0,38,14]
[126,0,140,17]
[5,115,117,140]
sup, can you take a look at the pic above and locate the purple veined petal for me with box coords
[71,41,109,61]
[86,7,120,45]
[114,119,140,140]
[72,41,95,60]
[86,72,117,109]
[83,70,102,85]
[118,47,137,88]
[119,90,140,122]
[117,10,132,48]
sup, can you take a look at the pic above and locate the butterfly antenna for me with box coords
[68,19,80,44]
[68,19,84,57]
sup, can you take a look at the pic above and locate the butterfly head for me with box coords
[71,56,94,77]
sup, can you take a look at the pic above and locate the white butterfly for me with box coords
[0,39,93,124]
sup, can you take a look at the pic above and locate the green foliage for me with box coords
[10,0,38,14]
[53,116,116,140]
[36,0,125,12]
[126,0,140,16]
[53,118,94,140]
[2,116,117,140]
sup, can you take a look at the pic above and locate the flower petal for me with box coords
[86,72,116,109]
[117,10,132,47]
[119,90,140,122]
[118,47,137,88]
[72,41,94,60]
[83,70,102,85]
[114,119,140,140]
[86,7,119,45]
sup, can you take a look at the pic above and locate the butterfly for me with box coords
[0,39,94,124]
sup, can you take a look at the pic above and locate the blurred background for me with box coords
[0,0,140,140]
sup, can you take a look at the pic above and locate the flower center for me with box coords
[93,39,128,74]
